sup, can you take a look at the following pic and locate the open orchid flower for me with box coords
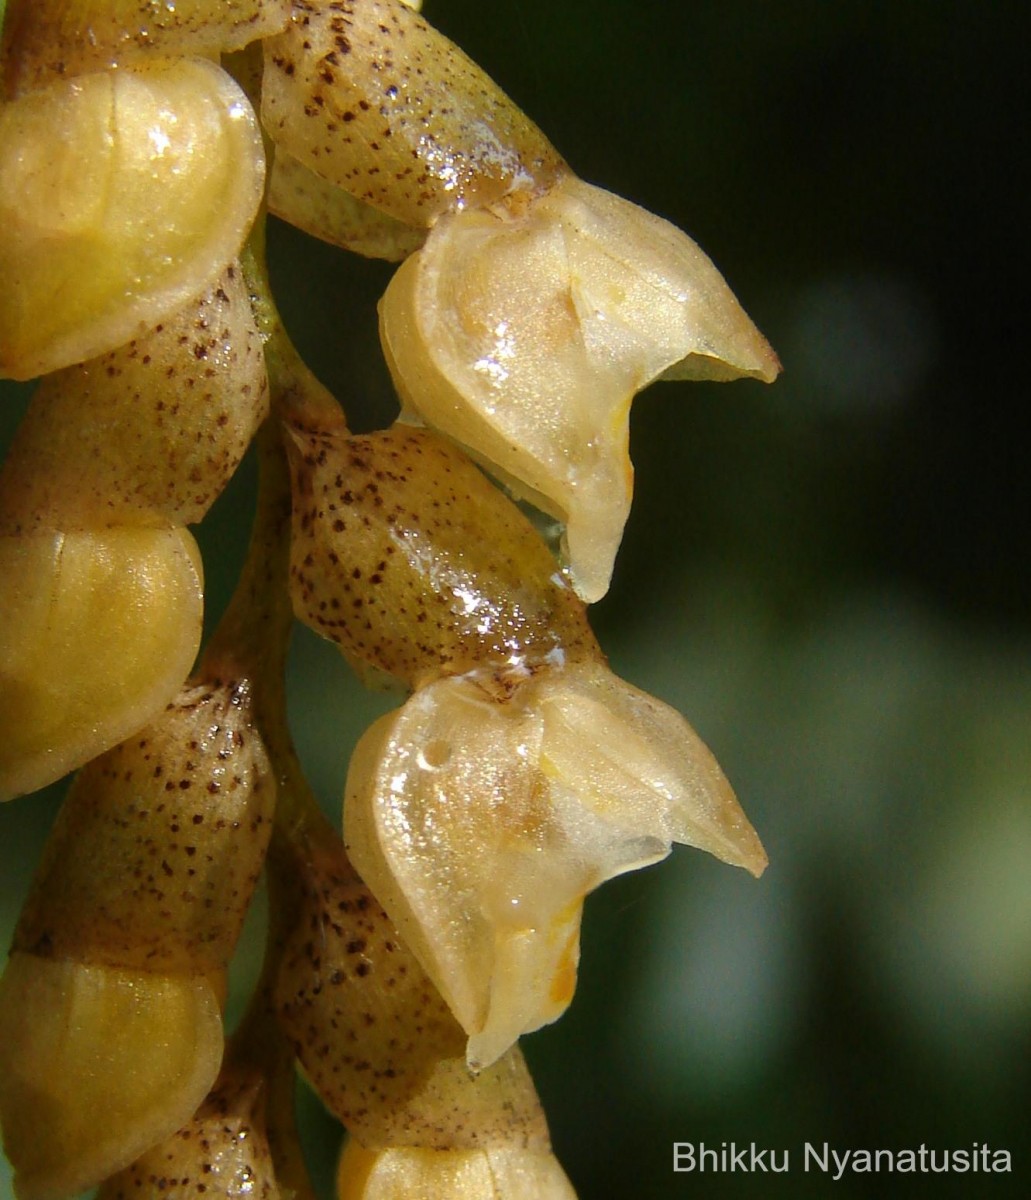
[380,173,781,602]
[345,657,767,1071]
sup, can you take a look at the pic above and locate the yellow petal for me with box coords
[0,954,223,1200]
[0,60,265,380]
[338,1143,577,1200]
[0,526,203,801]
[380,174,779,601]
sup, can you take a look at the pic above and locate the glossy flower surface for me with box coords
[345,658,766,1069]
[1,0,290,97]
[0,59,265,380]
[338,1142,576,1200]
[0,954,223,1200]
[0,527,204,802]
[380,173,780,601]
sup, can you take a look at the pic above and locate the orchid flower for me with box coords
[346,657,767,1070]
[380,173,780,601]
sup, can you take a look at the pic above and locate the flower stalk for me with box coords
[0,2,778,1196]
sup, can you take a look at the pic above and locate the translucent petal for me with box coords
[338,1143,577,1200]
[0,954,223,1200]
[0,263,268,530]
[1,0,290,97]
[0,526,204,801]
[380,174,780,601]
[0,60,265,380]
[536,660,769,877]
[344,661,765,1067]
[273,834,548,1150]
[261,0,562,227]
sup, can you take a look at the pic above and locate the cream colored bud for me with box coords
[337,1142,577,1200]
[0,954,223,1200]
[345,659,766,1068]
[0,60,265,380]
[0,526,203,801]
[380,173,780,601]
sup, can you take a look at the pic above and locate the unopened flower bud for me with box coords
[337,1142,577,1200]
[286,422,597,689]
[0,59,265,380]
[1,0,290,97]
[261,0,564,227]
[96,1065,282,1200]
[0,526,203,801]
[13,678,275,974]
[0,264,268,533]
[0,954,223,1200]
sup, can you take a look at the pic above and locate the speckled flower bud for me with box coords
[1,0,290,97]
[285,421,597,689]
[261,0,564,227]
[0,263,268,533]
[96,1065,282,1200]
[13,677,275,974]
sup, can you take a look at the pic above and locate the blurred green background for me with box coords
[2,0,1029,1196]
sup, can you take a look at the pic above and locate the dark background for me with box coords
[2,1,1029,1196]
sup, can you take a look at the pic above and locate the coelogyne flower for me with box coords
[284,413,766,1069]
[380,173,781,602]
[345,658,767,1070]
